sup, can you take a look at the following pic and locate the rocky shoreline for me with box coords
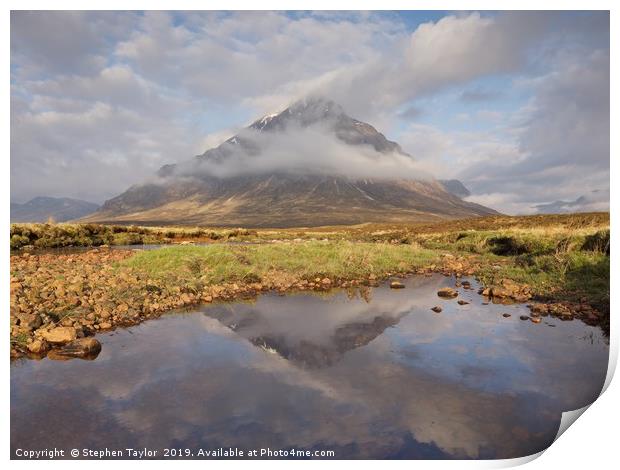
[10,248,604,360]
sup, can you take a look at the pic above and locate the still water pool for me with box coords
[11,275,608,459]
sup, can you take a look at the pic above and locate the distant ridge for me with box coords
[11,196,99,223]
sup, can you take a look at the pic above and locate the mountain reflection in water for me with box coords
[11,275,608,459]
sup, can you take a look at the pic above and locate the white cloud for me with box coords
[177,122,433,181]
[9,11,610,213]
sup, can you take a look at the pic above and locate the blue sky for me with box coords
[10,11,610,214]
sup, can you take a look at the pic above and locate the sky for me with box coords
[10,10,610,214]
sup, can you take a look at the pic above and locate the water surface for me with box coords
[11,275,608,459]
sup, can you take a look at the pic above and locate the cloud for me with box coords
[460,89,502,102]
[397,105,424,120]
[9,11,610,212]
[172,121,433,181]
[456,49,609,213]
[10,11,136,78]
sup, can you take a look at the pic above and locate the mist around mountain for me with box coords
[84,97,497,227]
[11,196,100,223]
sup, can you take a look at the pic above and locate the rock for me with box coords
[431,306,442,313]
[27,339,49,354]
[519,315,530,321]
[390,281,405,289]
[482,288,491,296]
[457,300,469,305]
[41,326,77,344]
[502,313,511,318]
[530,317,542,324]
[489,286,511,298]
[99,322,112,329]
[56,338,102,358]
[437,287,458,298]
[529,303,547,314]
[321,278,332,286]
[17,313,42,330]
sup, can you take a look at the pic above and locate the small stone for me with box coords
[457,300,469,305]
[99,322,112,329]
[27,339,49,354]
[502,313,511,318]
[390,281,405,289]
[321,278,332,285]
[431,306,442,313]
[437,287,458,298]
[519,315,530,321]
[530,317,542,324]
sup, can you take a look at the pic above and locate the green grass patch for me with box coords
[121,241,440,285]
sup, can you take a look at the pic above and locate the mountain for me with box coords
[84,97,497,227]
[438,179,471,198]
[11,197,99,223]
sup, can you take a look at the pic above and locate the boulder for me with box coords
[41,326,77,344]
[437,287,458,298]
[489,286,511,298]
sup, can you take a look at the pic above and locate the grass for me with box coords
[421,225,610,332]
[10,223,257,249]
[121,241,441,285]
